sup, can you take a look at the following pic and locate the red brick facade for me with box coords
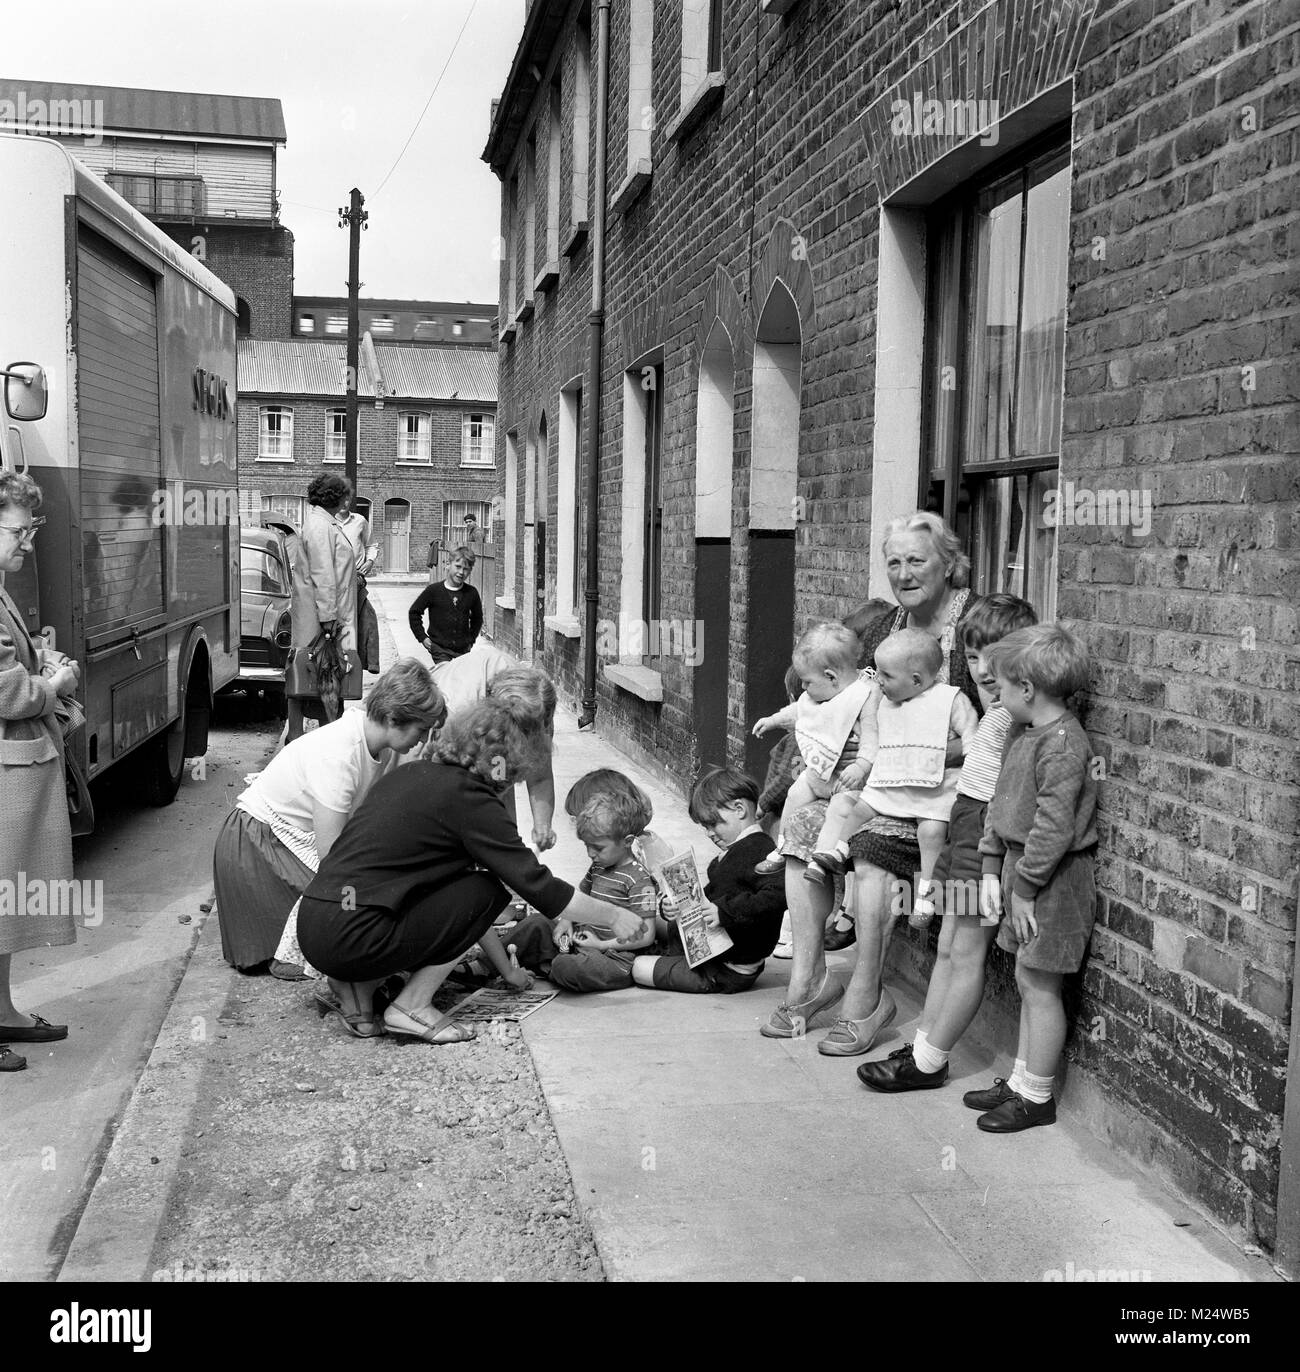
[487,0,1299,1255]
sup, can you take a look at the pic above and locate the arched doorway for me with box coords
[382,497,410,574]
[694,319,734,769]
[745,281,801,777]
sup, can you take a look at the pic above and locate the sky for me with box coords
[2,0,525,303]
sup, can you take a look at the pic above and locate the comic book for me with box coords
[655,849,734,970]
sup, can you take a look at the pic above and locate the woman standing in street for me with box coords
[0,472,80,1073]
[296,692,647,1042]
[286,474,357,743]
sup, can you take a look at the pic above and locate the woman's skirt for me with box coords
[213,808,314,971]
[781,799,921,882]
[297,870,511,982]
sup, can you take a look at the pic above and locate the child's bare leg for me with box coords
[807,796,877,887]
[1018,964,1066,1084]
[908,820,948,927]
[918,908,958,1036]
[928,919,998,1050]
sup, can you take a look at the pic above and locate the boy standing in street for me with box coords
[408,546,483,666]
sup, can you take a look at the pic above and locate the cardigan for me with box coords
[703,830,787,964]
[304,759,574,917]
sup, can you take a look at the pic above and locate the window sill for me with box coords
[322,456,346,464]
[534,260,559,294]
[255,455,296,463]
[562,221,588,257]
[603,661,663,703]
[611,159,652,216]
[495,594,517,612]
[544,613,581,639]
[459,461,496,471]
[499,319,517,345]
[514,296,534,325]
[395,459,433,466]
[664,72,725,145]
[761,0,803,14]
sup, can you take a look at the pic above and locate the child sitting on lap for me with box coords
[751,622,878,873]
[805,628,980,927]
[632,768,786,994]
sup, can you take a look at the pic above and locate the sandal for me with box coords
[313,987,383,1039]
[382,1004,476,1045]
[0,1046,28,1073]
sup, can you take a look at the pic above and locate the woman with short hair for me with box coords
[763,511,983,1055]
[213,658,445,974]
[297,691,648,1043]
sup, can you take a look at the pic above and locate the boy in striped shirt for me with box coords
[548,785,658,994]
[856,593,1037,1094]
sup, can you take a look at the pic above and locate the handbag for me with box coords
[285,632,362,702]
[65,748,95,837]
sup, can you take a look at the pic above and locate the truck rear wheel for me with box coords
[140,692,188,806]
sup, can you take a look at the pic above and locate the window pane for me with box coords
[928,209,964,481]
[1015,161,1071,458]
[968,469,1057,619]
[964,176,1022,467]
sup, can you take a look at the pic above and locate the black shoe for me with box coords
[0,1014,67,1043]
[977,1092,1056,1133]
[823,921,856,951]
[811,848,848,876]
[857,1043,948,1092]
[962,1076,1017,1112]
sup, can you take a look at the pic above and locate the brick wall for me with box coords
[488,0,1299,1251]
[196,224,295,340]
[238,396,498,570]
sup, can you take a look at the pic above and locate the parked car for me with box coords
[229,521,294,711]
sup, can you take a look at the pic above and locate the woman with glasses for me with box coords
[0,472,80,1074]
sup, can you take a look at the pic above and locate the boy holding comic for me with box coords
[632,768,786,994]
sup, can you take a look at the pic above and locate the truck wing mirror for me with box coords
[3,363,49,422]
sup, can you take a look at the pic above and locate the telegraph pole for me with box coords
[338,188,368,495]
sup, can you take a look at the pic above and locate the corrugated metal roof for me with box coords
[238,340,497,404]
[0,79,286,142]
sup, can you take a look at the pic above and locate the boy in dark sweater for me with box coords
[975,623,1098,1133]
[632,768,786,994]
[407,546,483,664]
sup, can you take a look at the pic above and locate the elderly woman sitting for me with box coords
[213,658,444,974]
[296,686,649,1042]
[762,511,983,1055]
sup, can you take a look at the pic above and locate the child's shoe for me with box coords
[803,859,830,886]
[962,1077,1017,1111]
[754,852,785,875]
[810,847,848,877]
[856,1043,949,1092]
[976,1092,1056,1133]
[908,878,939,929]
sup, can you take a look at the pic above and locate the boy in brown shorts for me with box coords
[974,623,1098,1133]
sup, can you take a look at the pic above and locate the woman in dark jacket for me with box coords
[296,690,648,1043]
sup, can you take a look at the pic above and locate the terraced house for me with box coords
[484,0,1298,1268]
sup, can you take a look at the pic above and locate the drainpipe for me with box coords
[578,0,611,729]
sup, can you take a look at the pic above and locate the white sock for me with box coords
[1020,1069,1054,1105]
[834,840,850,860]
[1007,1058,1028,1095]
[913,1030,949,1075]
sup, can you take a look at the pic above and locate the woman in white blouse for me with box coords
[213,658,445,974]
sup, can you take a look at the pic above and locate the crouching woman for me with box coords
[296,691,648,1043]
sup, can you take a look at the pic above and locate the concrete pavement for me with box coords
[366,583,1275,1282]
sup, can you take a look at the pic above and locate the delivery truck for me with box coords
[0,134,239,818]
